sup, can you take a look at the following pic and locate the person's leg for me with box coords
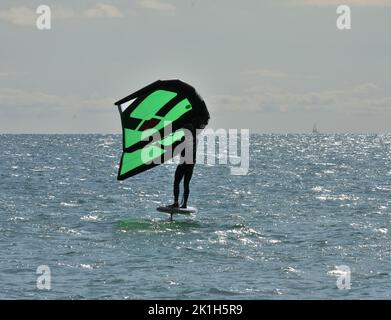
[181,164,195,208]
[170,164,185,208]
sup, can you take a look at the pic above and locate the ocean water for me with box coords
[0,134,390,299]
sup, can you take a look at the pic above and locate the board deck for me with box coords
[157,206,197,215]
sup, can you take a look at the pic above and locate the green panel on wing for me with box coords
[119,131,184,178]
[131,90,177,119]
[124,97,192,149]
[120,145,165,177]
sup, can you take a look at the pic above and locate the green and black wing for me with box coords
[114,79,209,180]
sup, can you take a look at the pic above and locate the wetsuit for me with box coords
[173,125,197,208]
[172,91,209,208]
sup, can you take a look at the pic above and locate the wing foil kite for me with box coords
[114,79,210,180]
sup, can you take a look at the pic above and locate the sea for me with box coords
[0,134,390,299]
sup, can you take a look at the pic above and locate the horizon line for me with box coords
[1,131,390,135]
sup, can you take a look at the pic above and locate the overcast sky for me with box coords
[1,0,390,133]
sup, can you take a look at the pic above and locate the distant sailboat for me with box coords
[312,123,319,134]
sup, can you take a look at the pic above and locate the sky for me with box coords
[0,0,390,133]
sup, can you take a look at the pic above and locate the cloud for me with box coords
[372,97,391,108]
[138,0,177,14]
[80,97,116,113]
[0,4,123,26]
[242,69,288,78]
[0,7,36,26]
[0,88,117,133]
[242,68,317,80]
[86,3,123,18]
[0,88,114,116]
[0,88,65,107]
[290,0,391,7]
[211,83,391,115]
[52,6,77,20]
[0,71,27,77]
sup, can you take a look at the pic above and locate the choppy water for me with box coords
[0,134,390,299]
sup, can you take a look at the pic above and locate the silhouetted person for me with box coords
[169,113,209,209]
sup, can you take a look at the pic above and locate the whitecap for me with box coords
[80,214,100,222]
[284,266,299,273]
[374,228,388,234]
[60,202,79,207]
[9,216,27,222]
[327,266,350,276]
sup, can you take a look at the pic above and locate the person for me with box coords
[169,114,209,209]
